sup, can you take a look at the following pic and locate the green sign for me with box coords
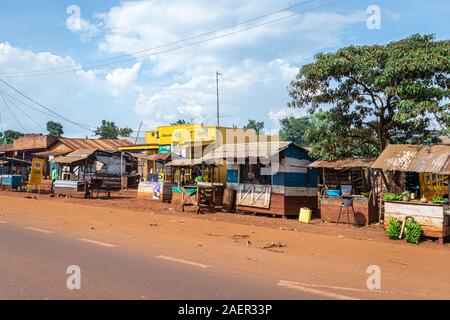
[158,145,172,154]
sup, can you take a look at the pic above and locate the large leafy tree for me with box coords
[279,116,313,146]
[46,121,64,137]
[0,130,23,144]
[289,34,449,159]
[171,119,189,126]
[303,112,379,160]
[94,120,133,139]
[244,120,265,135]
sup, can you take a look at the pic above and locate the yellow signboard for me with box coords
[29,158,45,186]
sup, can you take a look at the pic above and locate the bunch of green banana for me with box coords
[405,218,422,244]
[386,218,401,239]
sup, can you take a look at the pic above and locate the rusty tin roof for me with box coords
[371,144,450,174]
[309,158,375,169]
[58,138,132,151]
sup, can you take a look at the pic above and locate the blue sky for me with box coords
[0,0,449,137]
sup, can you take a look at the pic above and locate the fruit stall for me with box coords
[309,158,378,226]
[371,144,450,244]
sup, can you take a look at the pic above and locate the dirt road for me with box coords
[0,193,449,299]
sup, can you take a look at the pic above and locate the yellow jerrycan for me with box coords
[299,208,312,224]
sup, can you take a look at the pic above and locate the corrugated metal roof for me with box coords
[58,138,131,151]
[371,144,450,174]
[126,153,170,161]
[203,141,292,161]
[409,145,450,174]
[127,153,154,160]
[66,149,99,158]
[51,149,98,164]
[33,150,70,157]
[166,158,204,167]
[0,144,13,153]
[0,157,32,165]
[309,158,374,169]
[371,145,420,171]
[148,153,171,161]
[52,156,86,164]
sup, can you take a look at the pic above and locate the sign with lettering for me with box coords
[29,158,45,186]
[158,145,172,154]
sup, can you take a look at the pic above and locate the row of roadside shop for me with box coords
[1,131,449,244]
[138,141,450,244]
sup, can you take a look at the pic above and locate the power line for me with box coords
[0,78,95,132]
[0,87,58,119]
[1,93,46,132]
[0,99,3,131]
[0,0,344,78]
[0,0,321,77]
[1,94,26,132]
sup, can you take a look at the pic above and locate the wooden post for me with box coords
[84,159,88,197]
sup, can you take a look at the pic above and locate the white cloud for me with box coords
[134,58,305,129]
[0,42,78,74]
[76,69,97,82]
[105,62,142,96]
[0,42,119,136]
[98,1,366,73]
[94,1,366,128]
[1,1,369,135]
[269,107,308,128]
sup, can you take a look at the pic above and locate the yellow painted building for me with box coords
[120,123,280,183]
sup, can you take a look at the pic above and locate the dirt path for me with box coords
[1,192,449,299]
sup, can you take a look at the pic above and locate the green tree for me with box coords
[244,120,265,135]
[303,112,379,160]
[94,120,133,139]
[171,119,189,126]
[289,34,450,159]
[279,116,313,146]
[0,130,23,144]
[46,121,64,137]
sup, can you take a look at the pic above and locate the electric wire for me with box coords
[0,0,321,77]
[1,93,46,132]
[0,94,26,132]
[0,79,95,132]
[0,0,344,78]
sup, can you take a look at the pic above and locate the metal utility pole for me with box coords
[135,121,143,144]
[216,71,222,127]
[215,71,223,184]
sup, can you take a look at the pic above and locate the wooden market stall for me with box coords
[166,158,224,213]
[309,158,378,226]
[372,144,450,244]
[203,142,318,218]
[135,153,176,203]
[51,149,137,198]
[0,157,32,191]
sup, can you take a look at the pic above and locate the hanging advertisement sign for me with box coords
[158,145,172,154]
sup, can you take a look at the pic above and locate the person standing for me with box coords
[51,167,58,194]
